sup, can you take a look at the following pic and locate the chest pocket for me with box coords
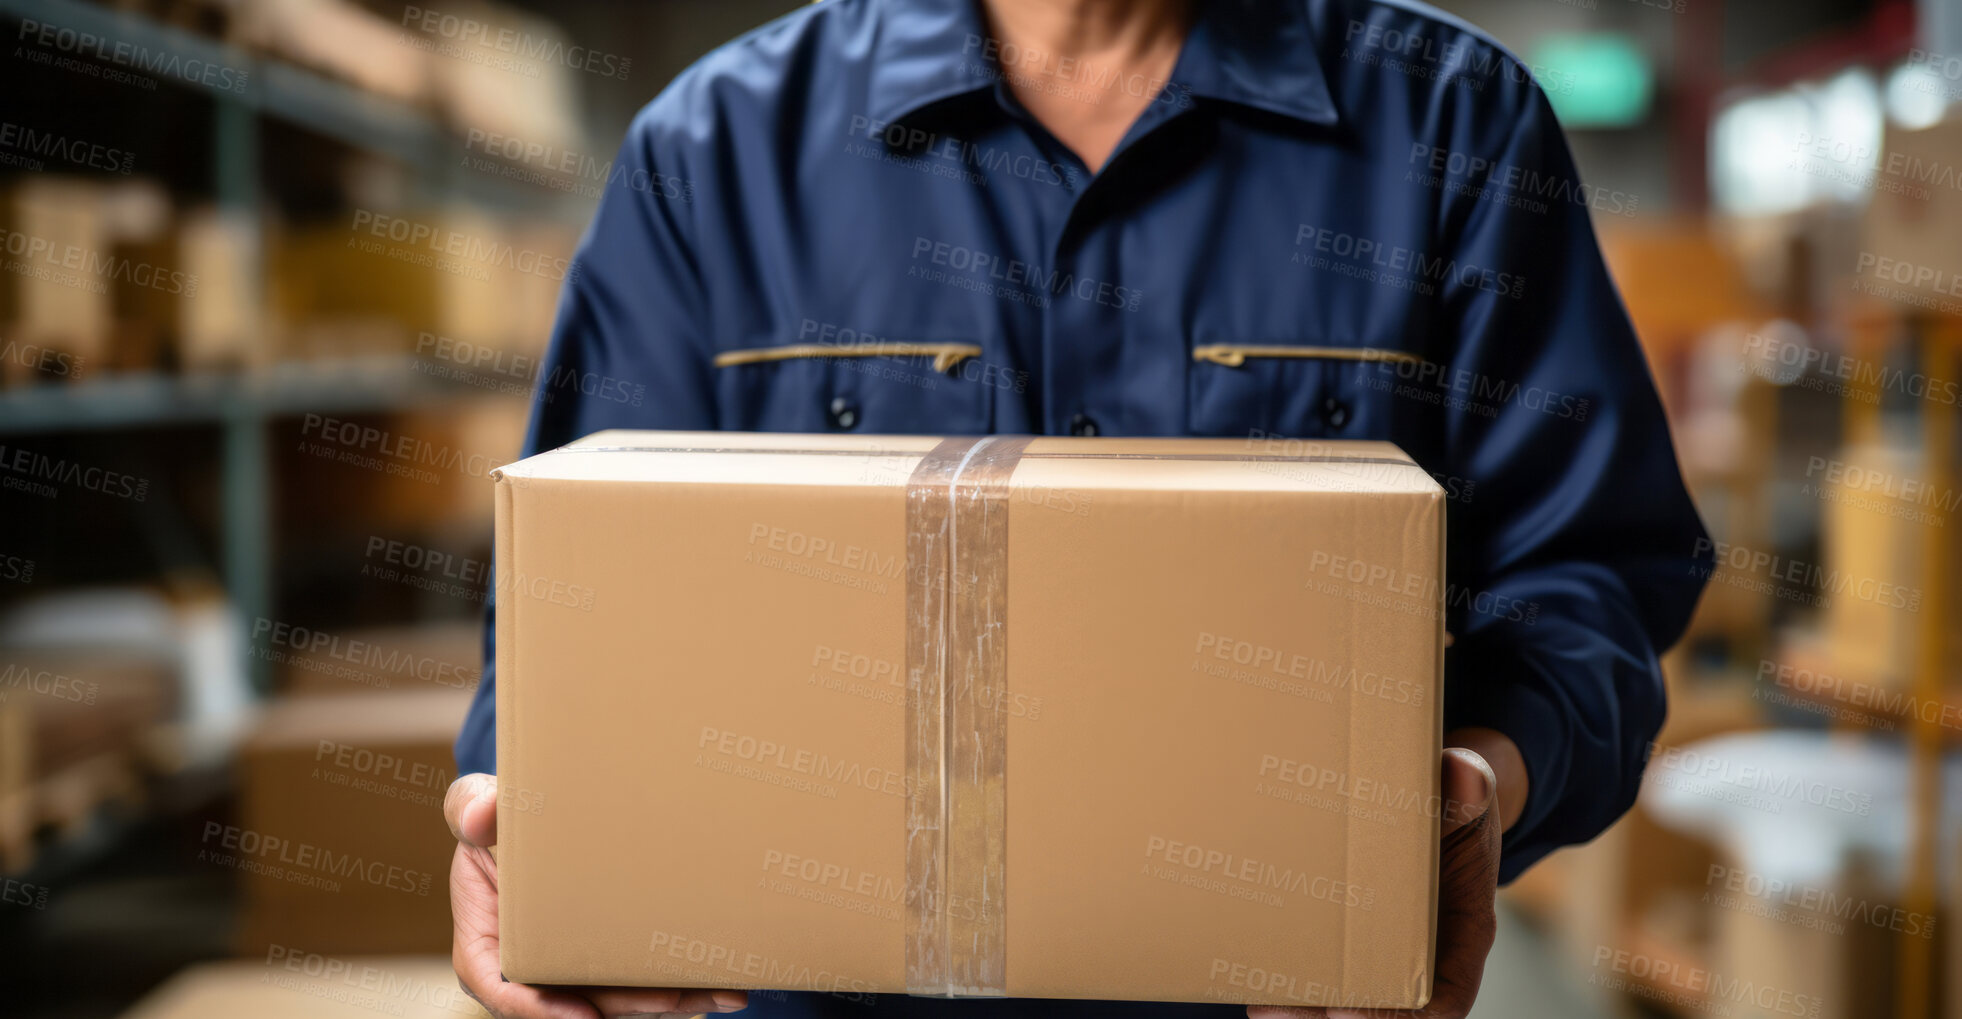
[1186,343,1428,440]
[713,342,996,434]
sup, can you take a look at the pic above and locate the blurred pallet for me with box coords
[0,745,148,874]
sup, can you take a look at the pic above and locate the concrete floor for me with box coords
[1470,902,1628,1019]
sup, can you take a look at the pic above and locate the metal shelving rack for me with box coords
[0,0,558,688]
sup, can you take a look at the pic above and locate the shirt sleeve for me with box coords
[1432,79,1713,883]
[455,112,717,775]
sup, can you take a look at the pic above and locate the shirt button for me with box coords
[1322,397,1350,430]
[1068,412,1099,437]
[829,396,860,430]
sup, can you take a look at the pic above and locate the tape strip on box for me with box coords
[904,436,1028,997]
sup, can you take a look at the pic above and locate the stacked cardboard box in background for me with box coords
[235,688,470,956]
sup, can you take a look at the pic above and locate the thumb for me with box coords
[1439,748,1496,836]
[444,773,498,848]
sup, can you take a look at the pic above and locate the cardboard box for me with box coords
[0,179,112,372]
[493,431,1445,1007]
[270,621,482,697]
[120,956,485,1019]
[235,689,471,957]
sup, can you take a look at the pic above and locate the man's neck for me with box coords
[980,0,1189,61]
[978,0,1192,173]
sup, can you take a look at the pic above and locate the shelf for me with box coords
[0,0,441,168]
[0,355,514,435]
[0,0,434,165]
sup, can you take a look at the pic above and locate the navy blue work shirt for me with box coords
[456,0,1711,1010]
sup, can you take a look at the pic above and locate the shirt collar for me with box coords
[864,0,1340,129]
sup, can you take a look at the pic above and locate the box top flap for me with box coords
[492,431,1440,496]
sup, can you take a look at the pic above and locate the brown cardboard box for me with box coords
[493,431,1445,1007]
[235,689,471,956]
[0,179,112,374]
[270,621,483,697]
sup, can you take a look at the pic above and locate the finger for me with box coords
[454,939,600,1019]
[572,985,739,1015]
[1321,752,1501,1019]
[1437,748,1495,836]
[446,773,499,848]
[1386,752,1504,1019]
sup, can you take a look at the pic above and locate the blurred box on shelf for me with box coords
[234,688,471,957]
[233,0,431,105]
[102,180,181,375]
[421,1,582,152]
[119,955,485,1018]
[272,620,482,697]
[270,210,567,364]
[0,654,179,871]
[0,178,113,381]
[177,208,263,373]
[1822,442,1962,692]
[1863,118,1962,301]
[1705,850,1927,1019]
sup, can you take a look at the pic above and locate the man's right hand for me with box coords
[446,773,748,1018]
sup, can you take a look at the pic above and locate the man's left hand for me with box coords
[1248,732,1520,1019]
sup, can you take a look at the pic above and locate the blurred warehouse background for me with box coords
[2,0,1962,1016]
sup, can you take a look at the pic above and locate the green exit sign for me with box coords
[1529,34,1653,128]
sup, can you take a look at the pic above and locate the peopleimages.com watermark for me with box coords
[263,945,483,1017]
[1754,659,1962,732]
[1141,834,1377,912]
[1851,251,1962,316]
[1739,328,1960,406]
[798,318,1030,393]
[1292,224,1527,300]
[0,661,99,706]
[250,618,482,692]
[461,129,692,203]
[1339,20,1583,94]
[755,846,993,926]
[1787,130,1959,202]
[958,33,1195,110]
[1,877,49,911]
[1646,742,1874,816]
[0,121,133,174]
[907,236,1143,311]
[808,643,1044,720]
[1254,754,1430,828]
[412,331,645,406]
[1243,430,1478,501]
[1801,455,1958,526]
[1590,945,1821,1018]
[14,16,249,93]
[1202,957,1407,1009]
[0,553,34,585]
[647,931,878,1003]
[199,822,436,897]
[297,413,501,486]
[2,225,196,296]
[1191,631,1426,706]
[1690,537,1920,612]
[1407,142,1640,217]
[744,521,916,596]
[0,444,150,502]
[846,115,1079,190]
[1705,863,1935,939]
[398,5,630,81]
[346,210,575,285]
[695,724,912,801]
[1304,552,1541,626]
[0,338,85,381]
